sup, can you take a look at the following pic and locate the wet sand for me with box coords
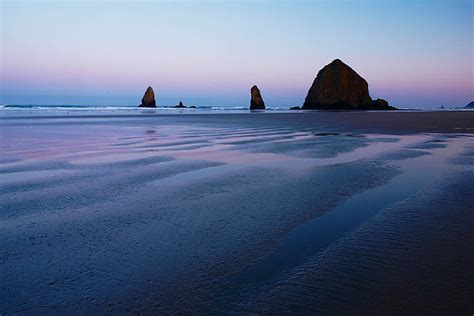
[0,111,473,314]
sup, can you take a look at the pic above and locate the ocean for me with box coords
[0,104,293,117]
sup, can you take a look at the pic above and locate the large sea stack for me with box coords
[302,59,393,110]
[139,86,156,108]
[250,85,265,110]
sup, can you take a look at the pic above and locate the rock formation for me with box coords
[139,86,156,107]
[464,101,474,109]
[250,85,265,110]
[302,59,394,110]
[175,101,186,108]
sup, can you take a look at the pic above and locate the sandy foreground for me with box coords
[0,111,473,314]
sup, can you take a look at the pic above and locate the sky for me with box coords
[0,0,473,108]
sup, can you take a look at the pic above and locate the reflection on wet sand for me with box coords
[0,113,473,314]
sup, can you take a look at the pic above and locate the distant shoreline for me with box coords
[2,104,472,111]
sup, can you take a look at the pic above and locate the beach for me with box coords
[1,110,473,314]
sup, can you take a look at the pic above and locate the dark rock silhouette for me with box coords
[371,98,391,109]
[464,101,474,109]
[175,101,186,108]
[289,106,302,110]
[250,85,265,110]
[302,59,394,110]
[139,86,156,107]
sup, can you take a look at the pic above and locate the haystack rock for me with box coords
[302,59,393,110]
[139,86,156,107]
[250,85,265,110]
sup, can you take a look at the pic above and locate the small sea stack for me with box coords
[250,85,265,110]
[463,101,474,109]
[302,59,394,110]
[174,101,186,108]
[139,86,157,108]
